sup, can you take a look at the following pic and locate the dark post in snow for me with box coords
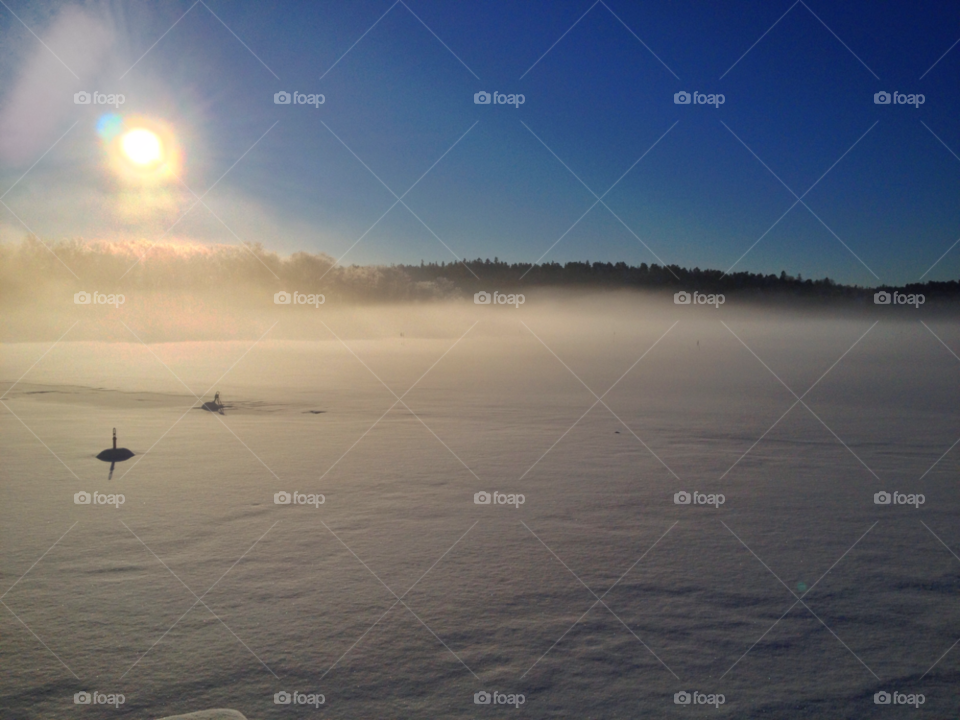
[97,429,134,464]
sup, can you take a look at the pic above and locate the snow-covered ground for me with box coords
[2,302,959,718]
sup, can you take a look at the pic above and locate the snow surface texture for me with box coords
[2,305,959,717]
[157,712,247,720]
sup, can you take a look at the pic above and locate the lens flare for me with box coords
[121,129,162,166]
[96,113,123,142]
[99,115,183,222]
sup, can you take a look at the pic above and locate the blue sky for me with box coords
[0,0,958,285]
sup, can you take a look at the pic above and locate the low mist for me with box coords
[2,236,951,343]
[0,237,463,341]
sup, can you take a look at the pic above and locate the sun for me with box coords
[121,128,163,166]
[102,114,182,186]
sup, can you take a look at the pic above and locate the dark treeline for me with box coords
[399,258,960,299]
[3,237,958,303]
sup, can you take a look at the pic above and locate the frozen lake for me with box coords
[2,303,959,718]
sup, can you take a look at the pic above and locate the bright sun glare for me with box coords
[121,128,163,166]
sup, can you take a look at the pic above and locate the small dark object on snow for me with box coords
[201,391,225,414]
[97,428,134,462]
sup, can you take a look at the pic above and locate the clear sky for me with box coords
[0,0,958,285]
